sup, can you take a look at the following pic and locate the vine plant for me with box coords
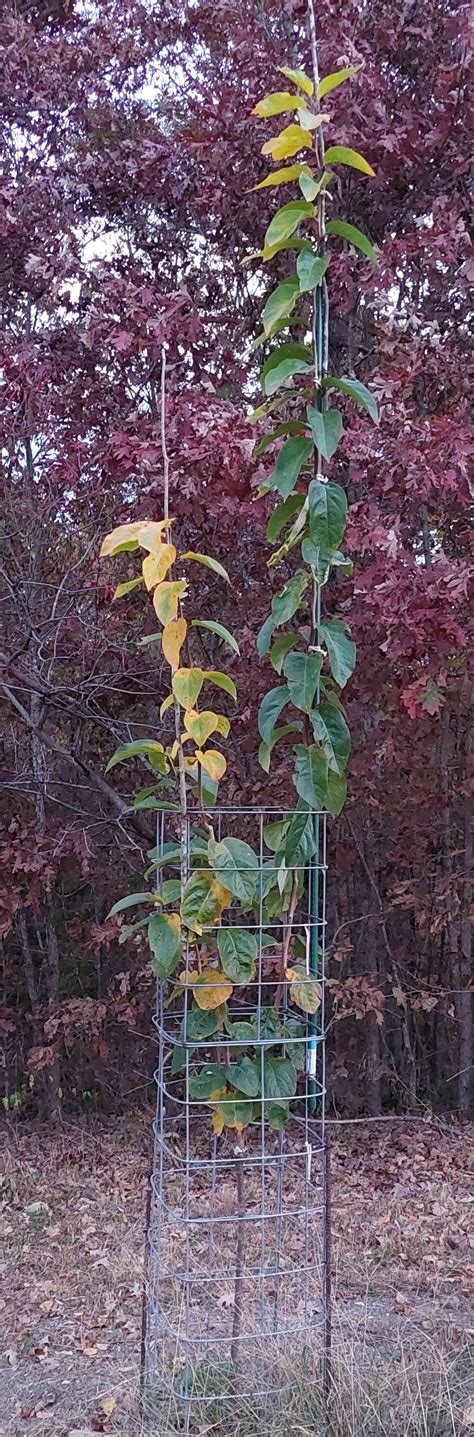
[100,55,378,1139]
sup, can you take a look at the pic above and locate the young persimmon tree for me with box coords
[100,54,378,1137]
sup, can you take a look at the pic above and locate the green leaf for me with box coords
[279,66,314,97]
[266,494,304,543]
[148,912,182,978]
[326,219,377,262]
[259,722,302,774]
[225,1056,260,1097]
[213,1097,253,1130]
[160,879,182,904]
[323,374,379,423]
[318,64,362,100]
[256,571,308,657]
[296,250,329,293]
[283,1018,307,1070]
[263,820,289,852]
[170,1044,188,1074]
[181,871,230,933]
[260,341,312,387]
[311,702,351,773]
[263,1055,297,1100]
[308,478,347,548]
[264,357,313,397]
[184,1008,220,1042]
[253,90,305,117]
[264,201,314,253]
[293,744,328,807]
[209,837,259,904]
[269,632,300,674]
[256,421,306,459]
[181,551,230,582]
[191,619,239,655]
[217,928,257,983]
[107,891,156,918]
[258,686,289,744]
[283,651,323,713]
[105,740,168,775]
[325,769,347,817]
[267,1102,289,1131]
[320,619,356,688]
[113,576,143,599]
[203,670,237,700]
[189,1065,226,1100]
[306,406,343,461]
[268,436,313,500]
[262,277,300,337]
[299,171,323,201]
[284,809,316,866]
[324,145,375,177]
[172,667,205,708]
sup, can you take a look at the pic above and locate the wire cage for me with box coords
[143,805,329,1430]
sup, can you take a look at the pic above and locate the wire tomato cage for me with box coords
[142,805,331,1430]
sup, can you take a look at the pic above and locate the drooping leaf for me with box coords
[322,375,379,423]
[269,632,300,674]
[325,768,347,817]
[184,709,220,745]
[190,619,240,654]
[209,836,259,904]
[193,967,233,1010]
[306,406,343,461]
[183,1008,220,1042]
[263,1055,297,1100]
[293,744,328,807]
[263,819,289,851]
[181,551,230,583]
[324,145,375,177]
[107,891,157,918]
[296,250,329,293]
[284,1017,307,1070]
[266,1101,289,1130]
[105,740,168,775]
[308,478,347,548]
[256,421,306,459]
[203,670,237,701]
[153,580,187,625]
[299,170,324,201]
[264,201,314,252]
[181,871,230,934]
[113,576,143,599]
[252,163,308,190]
[172,667,205,708]
[284,651,323,713]
[262,276,300,336]
[258,686,289,745]
[286,965,322,1014]
[225,1056,260,1097]
[142,544,176,590]
[162,617,187,671]
[260,341,312,387]
[320,619,356,688]
[170,1045,188,1074]
[217,927,257,983]
[318,64,362,100]
[267,436,313,500]
[256,571,309,657]
[279,66,314,97]
[258,722,302,774]
[196,748,226,782]
[148,912,182,978]
[212,1098,253,1133]
[297,106,328,131]
[326,218,377,262]
[261,124,313,162]
[100,519,170,558]
[311,702,351,773]
[266,494,304,543]
[253,91,305,117]
[284,809,317,866]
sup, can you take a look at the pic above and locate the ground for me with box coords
[1,1114,473,1436]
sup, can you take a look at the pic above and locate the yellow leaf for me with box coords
[261,124,313,162]
[285,966,323,1014]
[172,667,205,708]
[178,968,195,984]
[279,66,314,97]
[212,1109,225,1135]
[153,579,187,623]
[215,714,231,739]
[100,1396,117,1417]
[252,91,305,118]
[196,749,226,782]
[193,967,233,1011]
[251,163,310,191]
[184,709,220,745]
[100,519,171,557]
[297,107,330,130]
[162,618,187,671]
[143,545,176,590]
[160,693,174,718]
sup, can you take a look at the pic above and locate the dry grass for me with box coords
[1,1114,472,1436]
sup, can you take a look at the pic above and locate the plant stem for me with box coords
[160,343,188,885]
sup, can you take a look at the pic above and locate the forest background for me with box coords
[1,0,472,1123]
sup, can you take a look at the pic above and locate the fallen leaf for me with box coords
[99,1397,117,1416]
